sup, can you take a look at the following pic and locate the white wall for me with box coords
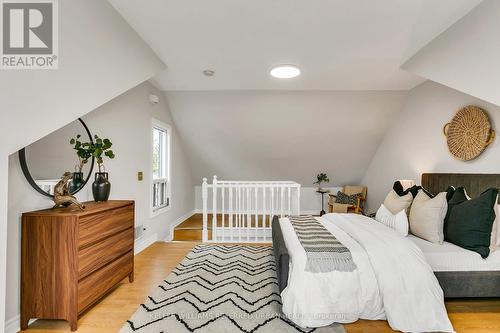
[81,82,195,240]
[403,0,500,107]
[362,81,500,213]
[167,90,408,186]
[0,156,8,332]
[194,185,341,215]
[5,82,195,330]
[0,0,164,156]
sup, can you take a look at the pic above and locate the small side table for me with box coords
[316,189,329,216]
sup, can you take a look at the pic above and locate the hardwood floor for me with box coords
[22,241,500,333]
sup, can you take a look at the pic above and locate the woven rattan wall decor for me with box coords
[443,105,496,161]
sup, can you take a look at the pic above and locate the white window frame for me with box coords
[150,118,171,217]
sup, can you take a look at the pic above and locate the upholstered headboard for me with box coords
[421,173,500,200]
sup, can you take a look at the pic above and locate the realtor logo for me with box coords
[1,0,58,69]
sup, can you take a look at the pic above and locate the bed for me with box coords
[274,213,453,332]
[272,173,500,331]
[273,173,500,298]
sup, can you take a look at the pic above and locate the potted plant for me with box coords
[313,173,330,192]
[88,134,115,201]
[69,134,92,193]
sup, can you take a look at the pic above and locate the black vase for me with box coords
[69,172,84,193]
[92,172,111,202]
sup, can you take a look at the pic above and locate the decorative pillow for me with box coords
[335,191,360,205]
[375,204,408,236]
[491,195,498,252]
[383,190,413,215]
[445,186,456,202]
[393,181,434,198]
[445,187,498,258]
[446,187,498,253]
[444,187,474,229]
[409,190,448,244]
[442,186,457,230]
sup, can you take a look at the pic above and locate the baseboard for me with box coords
[134,233,158,255]
[164,209,196,241]
[5,315,19,333]
[5,315,36,333]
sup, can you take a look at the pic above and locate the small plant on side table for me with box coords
[313,173,330,192]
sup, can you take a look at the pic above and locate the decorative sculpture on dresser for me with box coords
[53,172,85,210]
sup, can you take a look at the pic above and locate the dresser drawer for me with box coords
[78,227,134,279]
[78,251,133,313]
[78,205,133,248]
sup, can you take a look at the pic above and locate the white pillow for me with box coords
[383,189,413,215]
[409,190,448,244]
[375,204,408,236]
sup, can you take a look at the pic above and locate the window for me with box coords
[151,119,171,215]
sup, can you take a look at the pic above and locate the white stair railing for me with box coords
[202,176,301,242]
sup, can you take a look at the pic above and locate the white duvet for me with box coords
[280,213,453,332]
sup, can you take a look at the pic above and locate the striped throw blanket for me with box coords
[289,215,357,273]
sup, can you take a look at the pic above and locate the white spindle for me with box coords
[262,187,266,241]
[239,186,242,242]
[212,175,217,241]
[288,186,291,216]
[229,187,233,242]
[254,186,258,242]
[202,178,208,242]
[246,186,250,242]
[236,186,239,241]
[241,186,244,241]
[271,186,274,222]
[280,187,285,217]
[297,185,301,215]
[221,184,225,242]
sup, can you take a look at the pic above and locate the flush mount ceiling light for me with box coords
[270,65,301,79]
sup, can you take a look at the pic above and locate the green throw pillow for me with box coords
[444,187,498,258]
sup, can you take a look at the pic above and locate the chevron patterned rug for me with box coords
[120,244,346,333]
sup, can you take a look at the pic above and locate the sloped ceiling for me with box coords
[0,0,165,155]
[106,0,483,187]
[108,0,481,91]
[167,90,407,185]
[403,0,500,106]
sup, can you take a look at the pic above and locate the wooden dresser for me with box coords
[21,200,135,331]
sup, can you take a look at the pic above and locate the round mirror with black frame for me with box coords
[18,118,95,198]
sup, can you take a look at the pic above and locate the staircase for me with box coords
[173,214,211,241]
[173,214,262,241]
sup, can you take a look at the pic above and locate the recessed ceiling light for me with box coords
[270,65,301,79]
[203,69,215,77]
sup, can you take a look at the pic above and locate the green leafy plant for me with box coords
[88,134,115,172]
[70,134,92,173]
[313,173,330,186]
